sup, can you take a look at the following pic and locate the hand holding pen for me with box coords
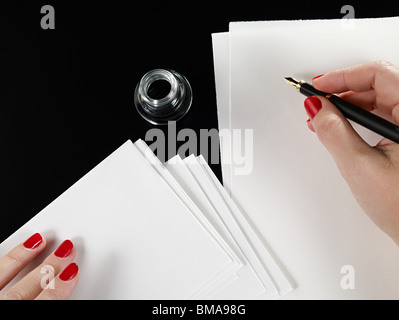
[292,61,399,245]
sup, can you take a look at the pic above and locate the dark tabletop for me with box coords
[1,1,397,242]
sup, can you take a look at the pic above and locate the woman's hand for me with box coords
[305,61,399,245]
[0,233,79,300]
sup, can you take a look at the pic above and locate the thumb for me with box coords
[305,96,381,175]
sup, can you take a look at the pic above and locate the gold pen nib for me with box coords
[284,77,302,91]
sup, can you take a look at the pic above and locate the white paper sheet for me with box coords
[225,17,399,299]
[212,32,232,195]
[0,140,234,299]
[196,155,293,297]
[212,32,293,298]
[133,140,242,298]
[166,155,273,299]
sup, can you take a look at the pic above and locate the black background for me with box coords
[1,1,398,242]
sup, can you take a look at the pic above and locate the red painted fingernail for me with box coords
[304,96,322,120]
[306,119,311,123]
[59,263,79,281]
[23,233,43,250]
[312,74,324,80]
[54,240,74,258]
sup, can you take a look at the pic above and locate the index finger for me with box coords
[0,233,46,290]
[313,61,396,92]
[313,60,399,112]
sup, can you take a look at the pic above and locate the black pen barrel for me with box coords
[299,82,329,97]
[328,95,399,143]
[299,82,399,143]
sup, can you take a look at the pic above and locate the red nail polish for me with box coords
[304,96,322,120]
[312,74,324,80]
[54,240,74,258]
[23,233,43,250]
[59,263,79,281]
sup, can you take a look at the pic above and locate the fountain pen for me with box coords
[284,77,399,144]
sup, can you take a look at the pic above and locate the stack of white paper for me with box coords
[0,139,292,299]
[212,17,399,299]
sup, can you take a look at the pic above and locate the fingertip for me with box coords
[22,233,44,250]
[0,233,48,291]
[54,239,74,259]
[304,96,322,120]
[306,118,315,132]
[35,263,80,300]
[312,74,324,81]
[312,71,346,93]
[312,74,327,91]
[20,233,47,256]
[59,263,79,282]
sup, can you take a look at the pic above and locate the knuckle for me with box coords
[4,251,22,267]
[316,113,343,138]
[375,60,393,70]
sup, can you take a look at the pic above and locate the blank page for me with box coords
[0,140,233,299]
[166,155,272,299]
[212,32,232,195]
[229,18,399,299]
[133,139,241,299]
[196,155,293,297]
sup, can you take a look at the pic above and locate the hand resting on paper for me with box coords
[304,60,399,246]
[0,233,79,300]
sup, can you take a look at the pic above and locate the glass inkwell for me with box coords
[134,69,193,125]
